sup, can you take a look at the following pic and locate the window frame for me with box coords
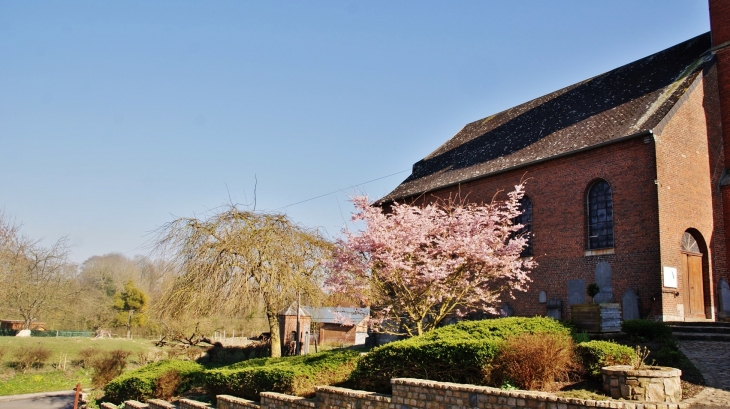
[586,179,614,250]
[514,195,533,257]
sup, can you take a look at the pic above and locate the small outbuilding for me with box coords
[306,307,370,346]
[0,320,46,331]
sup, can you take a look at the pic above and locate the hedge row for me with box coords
[103,318,578,402]
[103,349,360,404]
[621,319,673,341]
[347,317,571,393]
[205,349,360,400]
[104,360,205,403]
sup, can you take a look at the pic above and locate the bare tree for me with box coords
[0,214,76,330]
[154,206,330,357]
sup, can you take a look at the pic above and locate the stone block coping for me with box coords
[315,385,392,402]
[217,394,262,409]
[260,392,317,408]
[148,398,176,409]
[601,365,682,378]
[179,398,214,408]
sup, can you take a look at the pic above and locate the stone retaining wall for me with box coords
[110,377,703,409]
[179,398,214,408]
[124,401,149,408]
[260,392,316,409]
[315,386,391,409]
[217,395,262,409]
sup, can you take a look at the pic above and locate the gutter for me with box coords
[381,129,654,205]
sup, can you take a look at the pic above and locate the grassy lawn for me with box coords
[0,336,164,396]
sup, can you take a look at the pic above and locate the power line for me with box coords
[276,170,409,210]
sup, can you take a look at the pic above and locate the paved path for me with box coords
[0,391,74,409]
[678,340,730,408]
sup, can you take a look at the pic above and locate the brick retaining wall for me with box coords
[179,398,214,408]
[217,395,262,409]
[260,392,316,409]
[315,385,391,409]
[113,377,713,409]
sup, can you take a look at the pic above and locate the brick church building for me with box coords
[380,2,730,322]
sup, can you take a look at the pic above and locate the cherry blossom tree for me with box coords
[327,184,535,337]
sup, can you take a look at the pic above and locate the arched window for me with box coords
[681,231,700,254]
[587,180,614,249]
[514,195,533,257]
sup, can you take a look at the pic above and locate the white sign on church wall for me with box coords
[663,266,678,288]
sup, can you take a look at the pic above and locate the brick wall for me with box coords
[217,395,262,409]
[260,392,316,409]
[710,0,730,317]
[279,315,312,355]
[179,398,214,408]
[117,377,715,409]
[148,399,175,409]
[711,0,730,46]
[408,133,662,320]
[653,67,727,320]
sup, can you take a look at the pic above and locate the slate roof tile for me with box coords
[381,33,712,203]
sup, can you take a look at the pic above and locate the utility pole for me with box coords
[295,290,301,355]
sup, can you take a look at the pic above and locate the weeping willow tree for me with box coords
[153,206,331,357]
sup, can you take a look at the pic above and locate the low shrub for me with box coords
[77,347,102,369]
[655,345,683,367]
[137,350,164,366]
[91,350,132,388]
[103,360,205,404]
[348,317,571,393]
[204,349,360,400]
[198,341,271,365]
[621,320,672,341]
[14,344,52,372]
[348,338,500,393]
[575,341,634,379]
[419,317,571,342]
[491,332,578,391]
[154,370,183,401]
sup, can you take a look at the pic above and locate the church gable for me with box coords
[382,33,712,203]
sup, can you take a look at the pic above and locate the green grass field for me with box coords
[0,336,164,396]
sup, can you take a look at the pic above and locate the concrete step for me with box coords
[671,331,730,342]
[667,320,730,328]
[668,325,730,334]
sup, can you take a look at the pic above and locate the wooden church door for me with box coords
[681,232,706,319]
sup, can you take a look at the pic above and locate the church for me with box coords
[380,1,730,322]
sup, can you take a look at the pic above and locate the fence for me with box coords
[0,329,93,337]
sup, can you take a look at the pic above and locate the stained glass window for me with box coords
[587,180,614,249]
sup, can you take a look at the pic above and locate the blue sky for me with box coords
[0,1,711,263]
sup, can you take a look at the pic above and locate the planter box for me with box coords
[570,303,621,333]
[602,365,682,403]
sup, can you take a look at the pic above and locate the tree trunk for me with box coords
[266,310,281,358]
[23,317,31,331]
[126,310,133,339]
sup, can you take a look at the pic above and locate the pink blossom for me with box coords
[326,184,535,337]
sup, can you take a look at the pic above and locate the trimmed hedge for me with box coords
[103,360,205,404]
[348,317,572,393]
[621,319,672,341]
[576,341,635,379]
[204,349,360,400]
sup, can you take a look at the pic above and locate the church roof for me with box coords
[278,304,311,317]
[381,32,713,203]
